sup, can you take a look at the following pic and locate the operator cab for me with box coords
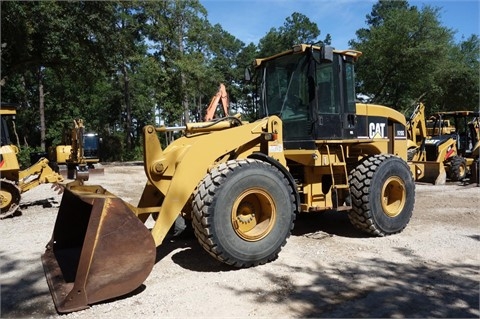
[0,102,18,146]
[83,133,100,159]
[1,116,11,146]
[253,44,361,149]
[428,111,479,157]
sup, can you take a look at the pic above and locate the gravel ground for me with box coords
[1,164,479,318]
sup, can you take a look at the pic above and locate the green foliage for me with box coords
[257,12,326,57]
[100,133,125,162]
[17,145,44,170]
[427,35,480,112]
[350,0,478,113]
[124,145,144,162]
[0,1,337,159]
[2,0,477,162]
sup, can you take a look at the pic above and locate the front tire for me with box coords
[470,158,479,184]
[447,156,467,181]
[407,147,417,161]
[0,179,21,219]
[192,159,296,267]
[348,155,415,236]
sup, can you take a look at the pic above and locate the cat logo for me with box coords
[369,122,386,138]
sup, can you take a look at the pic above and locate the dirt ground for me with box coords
[1,164,479,318]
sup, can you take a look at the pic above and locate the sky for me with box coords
[200,0,479,50]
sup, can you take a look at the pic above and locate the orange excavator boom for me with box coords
[204,83,229,121]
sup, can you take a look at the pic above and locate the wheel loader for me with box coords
[42,44,416,313]
[0,103,64,219]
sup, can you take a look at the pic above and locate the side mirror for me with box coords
[244,67,252,82]
[322,45,333,62]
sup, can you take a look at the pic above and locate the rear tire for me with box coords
[192,159,296,267]
[447,156,467,181]
[348,155,415,236]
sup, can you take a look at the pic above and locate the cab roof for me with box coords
[254,44,362,67]
[0,102,19,115]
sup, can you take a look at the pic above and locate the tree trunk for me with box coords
[122,62,132,150]
[38,67,46,151]
[182,74,189,125]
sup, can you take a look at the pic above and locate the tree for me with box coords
[257,12,328,57]
[350,0,478,113]
[1,1,120,150]
[427,35,479,112]
[365,0,409,27]
[142,0,212,126]
[0,1,268,161]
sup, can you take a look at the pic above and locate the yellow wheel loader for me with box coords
[42,44,416,313]
[0,103,64,219]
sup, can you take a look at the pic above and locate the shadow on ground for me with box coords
[292,210,368,238]
[0,252,57,318]
[3,210,477,318]
[157,210,365,273]
[227,252,479,318]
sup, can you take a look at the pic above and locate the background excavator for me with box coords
[50,119,103,180]
[0,103,64,219]
[42,44,417,313]
[204,83,229,121]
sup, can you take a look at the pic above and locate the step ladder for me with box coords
[323,144,352,211]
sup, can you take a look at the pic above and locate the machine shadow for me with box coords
[19,197,59,209]
[154,210,367,273]
[154,231,236,273]
[292,210,368,238]
[1,197,58,220]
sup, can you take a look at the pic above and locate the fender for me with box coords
[248,152,300,214]
[143,119,270,246]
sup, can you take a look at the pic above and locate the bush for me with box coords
[17,146,44,169]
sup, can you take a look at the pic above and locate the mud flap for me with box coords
[41,188,156,313]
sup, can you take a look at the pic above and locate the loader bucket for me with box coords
[41,187,156,313]
[411,161,447,185]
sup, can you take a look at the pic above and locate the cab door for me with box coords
[314,62,343,139]
[340,60,357,139]
[313,55,357,140]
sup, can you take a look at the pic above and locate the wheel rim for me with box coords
[459,164,465,178]
[231,188,276,241]
[381,176,406,218]
[0,190,13,210]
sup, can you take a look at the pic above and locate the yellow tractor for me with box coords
[42,44,416,313]
[405,103,459,184]
[0,103,64,219]
[428,110,479,183]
